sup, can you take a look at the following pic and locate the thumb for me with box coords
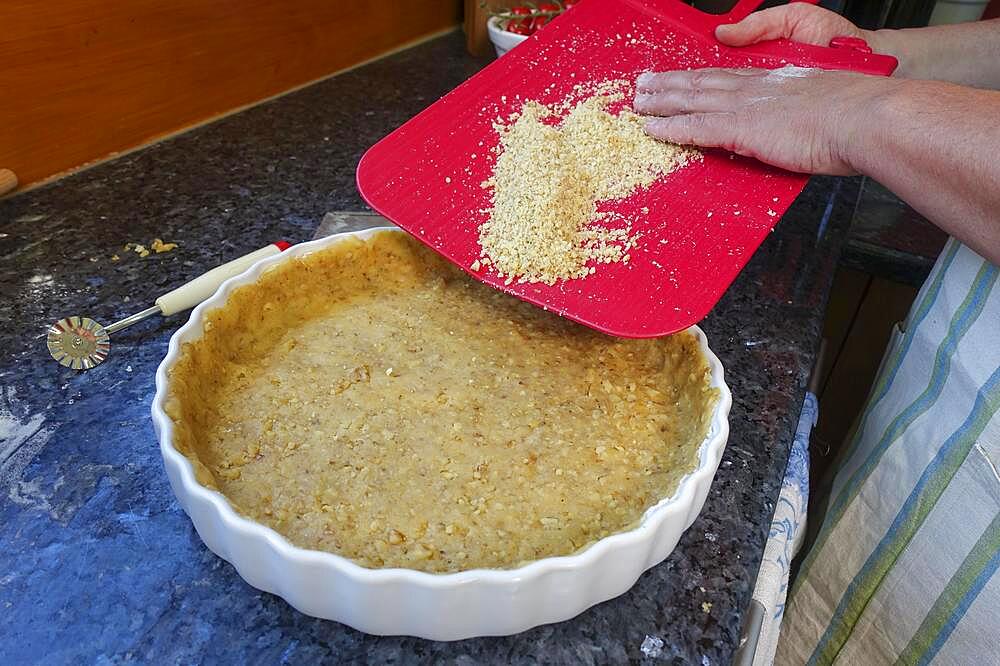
[644,115,734,150]
[715,12,787,46]
[715,7,793,47]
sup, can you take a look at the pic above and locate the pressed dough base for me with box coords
[166,231,718,573]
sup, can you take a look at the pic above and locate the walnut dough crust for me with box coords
[166,231,718,573]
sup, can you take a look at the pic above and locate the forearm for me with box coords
[864,19,1000,89]
[844,81,1000,264]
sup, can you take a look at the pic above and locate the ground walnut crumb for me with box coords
[124,238,178,258]
[478,80,699,285]
[124,242,150,258]
[151,238,178,253]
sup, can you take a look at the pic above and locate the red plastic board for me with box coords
[357,0,897,337]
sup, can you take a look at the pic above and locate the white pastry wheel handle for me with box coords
[155,242,290,316]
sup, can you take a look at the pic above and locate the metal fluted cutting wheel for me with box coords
[47,316,111,370]
[43,242,290,371]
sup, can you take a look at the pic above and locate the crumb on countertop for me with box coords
[123,238,179,258]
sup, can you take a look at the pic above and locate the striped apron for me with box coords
[776,239,1000,665]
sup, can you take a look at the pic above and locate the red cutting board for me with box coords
[356,0,897,338]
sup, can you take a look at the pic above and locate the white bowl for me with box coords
[487,16,529,57]
[151,227,732,640]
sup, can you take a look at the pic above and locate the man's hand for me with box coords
[635,4,884,175]
[713,2,1000,88]
[714,3,869,49]
[634,67,896,175]
[633,5,1000,263]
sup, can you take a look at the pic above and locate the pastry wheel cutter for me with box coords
[47,241,290,370]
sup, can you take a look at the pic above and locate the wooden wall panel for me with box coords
[0,1,461,190]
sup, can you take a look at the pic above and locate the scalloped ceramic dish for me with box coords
[151,227,732,640]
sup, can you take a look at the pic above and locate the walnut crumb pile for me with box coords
[478,81,698,285]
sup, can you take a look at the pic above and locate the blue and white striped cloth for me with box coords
[777,239,1000,665]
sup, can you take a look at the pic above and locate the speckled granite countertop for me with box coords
[842,178,947,286]
[1,31,858,665]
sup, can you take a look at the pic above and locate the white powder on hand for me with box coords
[764,65,818,81]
